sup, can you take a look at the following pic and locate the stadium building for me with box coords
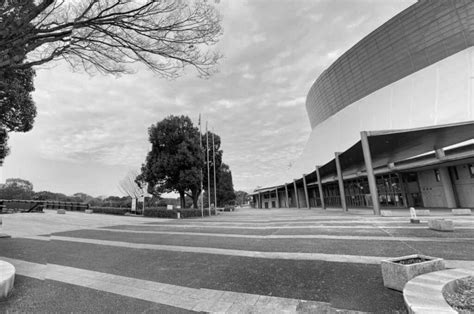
[251,0,474,214]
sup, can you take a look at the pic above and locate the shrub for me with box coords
[178,208,216,218]
[143,207,176,218]
[90,207,130,215]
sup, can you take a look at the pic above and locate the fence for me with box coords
[0,200,89,212]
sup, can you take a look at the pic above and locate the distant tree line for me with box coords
[0,177,179,208]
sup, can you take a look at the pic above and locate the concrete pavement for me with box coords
[0,207,472,312]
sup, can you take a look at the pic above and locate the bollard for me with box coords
[409,207,420,224]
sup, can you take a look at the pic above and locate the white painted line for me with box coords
[113,223,474,230]
[0,256,335,313]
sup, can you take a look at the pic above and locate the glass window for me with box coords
[452,167,459,180]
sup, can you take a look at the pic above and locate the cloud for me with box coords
[3,0,416,196]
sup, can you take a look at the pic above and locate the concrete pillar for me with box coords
[315,166,325,209]
[438,167,457,208]
[285,184,289,208]
[302,174,310,209]
[293,180,300,208]
[276,188,280,208]
[334,152,348,211]
[258,192,262,209]
[361,131,380,215]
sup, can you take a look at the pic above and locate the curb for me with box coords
[403,268,473,314]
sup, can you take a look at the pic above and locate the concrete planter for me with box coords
[428,219,454,232]
[381,254,445,291]
[0,261,15,300]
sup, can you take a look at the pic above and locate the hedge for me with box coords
[90,207,130,215]
[89,206,217,218]
[144,208,216,218]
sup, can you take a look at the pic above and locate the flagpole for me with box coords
[199,114,203,217]
[206,122,211,216]
[212,130,217,211]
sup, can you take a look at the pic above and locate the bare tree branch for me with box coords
[0,0,222,77]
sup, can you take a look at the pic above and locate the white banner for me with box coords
[131,198,137,212]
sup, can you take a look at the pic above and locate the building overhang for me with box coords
[317,120,474,181]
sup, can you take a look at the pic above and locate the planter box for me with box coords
[381,254,445,291]
[428,219,454,232]
[85,209,93,214]
[57,209,66,214]
[451,208,471,216]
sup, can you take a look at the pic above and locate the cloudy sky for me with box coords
[3,0,415,197]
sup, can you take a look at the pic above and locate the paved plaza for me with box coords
[0,208,473,313]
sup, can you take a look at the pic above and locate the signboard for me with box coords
[131,198,137,212]
[167,205,173,210]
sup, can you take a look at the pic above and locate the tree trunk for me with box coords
[191,189,200,209]
[179,190,185,209]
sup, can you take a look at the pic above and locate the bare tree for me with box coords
[118,170,143,199]
[0,0,222,77]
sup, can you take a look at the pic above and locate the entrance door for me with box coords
[402,172,423,207]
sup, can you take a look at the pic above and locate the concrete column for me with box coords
[361,131,380,215]
[315,166,326,209]
[302,174,310,209]
[276,188,280,208]
[334,152,348,211]
[293,180,300,208]
[258,192,262,209]
[438,167,457,208]
[285,184,289,208]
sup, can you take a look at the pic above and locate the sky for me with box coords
[2,0,415,197]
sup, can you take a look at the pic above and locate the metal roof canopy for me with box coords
[318,120,474,179]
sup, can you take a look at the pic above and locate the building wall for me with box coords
[277,190,286,208]
[452,164,474,207]
[288,47,474,180]
[418,169,448,208]
[297,187,307,208]
[306,0,474,129]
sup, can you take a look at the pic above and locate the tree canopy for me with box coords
[216,163,235,206]
[139,115,235,209]
[0,177,34,199]
[0,67,37,160]
[235,190,249,206]
[139,115,203,208]
[0,0,223,77]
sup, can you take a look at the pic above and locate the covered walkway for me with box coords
[251,121,474,214]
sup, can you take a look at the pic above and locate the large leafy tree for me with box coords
[0,67,37,160]
[0,0,222,77]
[139,115,203,209]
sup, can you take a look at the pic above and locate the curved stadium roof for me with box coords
[306,0,474,129]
